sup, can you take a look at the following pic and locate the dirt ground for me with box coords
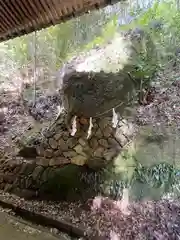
[0,209,64,240]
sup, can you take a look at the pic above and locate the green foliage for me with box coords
[102,15,118,40]
[1,0,179,77]
[133,163,177,189]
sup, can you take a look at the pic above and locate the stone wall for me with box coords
[18,111,136,170]
[0,109,137,199]
[0,159,94,200]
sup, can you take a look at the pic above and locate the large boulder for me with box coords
[61,70,139,119]
[58,29,157,121]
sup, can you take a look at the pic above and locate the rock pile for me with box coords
[18,111,136,170]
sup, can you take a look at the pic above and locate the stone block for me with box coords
[44,149,53,158]
[67,138,77,148]
[49,157,70,166]
[103,126,113,138]
[115,131,128,147]
[78,138,86,146]
[89,137,98,149]
[103,149,117,161]
[63,151,77,158]
[118,121,135,138]
[98,139,109,148]
[71,155,87,165]
[58,139,68,151]
[36,157,49,166]
[54,133,62,140]
[95,129,103,138]
[87,157,106,170]
[108,138,121,148]
[53,150,62,157]
[41,168,50,182]
[62,131,70,140]
[49,138,58,149]
[74,144,86,156]
[32,166,44,180]
[94,147,104,157]
[36,144,44,156]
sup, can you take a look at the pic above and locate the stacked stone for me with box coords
[0,159,57,198]
[0,114,137,198]
[34,115,136,169]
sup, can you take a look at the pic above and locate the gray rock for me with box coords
[54,133,62,140]
[61,69,140,119]
[103,126,113,138]
[63,151,77,158]
[74,144,86,156]
[53,149,62,157]
[41,168,50,182]
[66,138,77,148]
[36,145,44,156]
[49,138,58,149]
[98,118,111,130]
[62,131,70,140]
[115,130,128,147]
[58,139,68,151]
[71,155,87,165]
[108,137,121,148]
[89,137,99,149]
[44,149,53,158]
[87,157,106,170]
[49,157,70,166]
[78,138,86,146]
[32,166,44,180]
[94,147,104,157]
[98,139,109,148]
[95,129,103,138]
[36,157,49,166]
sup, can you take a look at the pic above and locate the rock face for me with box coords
[58,28,157,124]
[61,70,139,120]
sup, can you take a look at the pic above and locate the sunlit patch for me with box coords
[76,33,131,73]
